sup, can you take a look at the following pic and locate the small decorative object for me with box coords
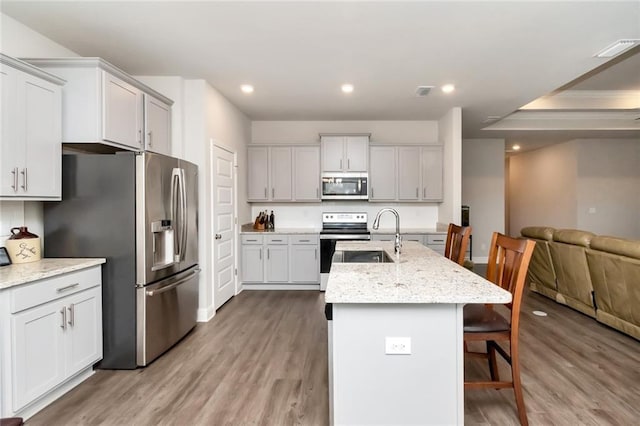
[253,212,265,230]
[0,247,11,267]
[5,226,41,264]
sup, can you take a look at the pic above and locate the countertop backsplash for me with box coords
[250,203,439,230]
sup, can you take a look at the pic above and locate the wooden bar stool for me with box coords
[444,223,472,266]
[463,232,536,426]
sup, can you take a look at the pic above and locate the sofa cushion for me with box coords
[553,229,595,247]
[590,236,640,260]
[521,226,555,241]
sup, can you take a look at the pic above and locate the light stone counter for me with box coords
[240,223,320,234]
[325,241,509,304]
[0,258,106,290]
[370,228,445,234]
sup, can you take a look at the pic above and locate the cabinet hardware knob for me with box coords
[147,130,152,146]
[56,283,80,292]
[10,168,18,192]
[215,233,222,240]
[68,304,75,326]
[20,169,27,191]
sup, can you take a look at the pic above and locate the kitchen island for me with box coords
[325,241,510,425]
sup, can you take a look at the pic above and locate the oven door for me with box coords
[321,173,368,200]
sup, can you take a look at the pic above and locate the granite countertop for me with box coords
[240,224,321,234]
[0,258,106,290]
[325,241,510,304]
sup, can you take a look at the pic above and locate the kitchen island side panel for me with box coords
[44,153,137,369]
[332,303,463,425]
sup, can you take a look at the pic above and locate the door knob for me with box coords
[215,234,222,240]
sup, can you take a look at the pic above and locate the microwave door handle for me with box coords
[171,168,181,262]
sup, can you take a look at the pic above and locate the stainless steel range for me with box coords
[319,212,371,291]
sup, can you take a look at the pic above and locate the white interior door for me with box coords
[212,145,236,310]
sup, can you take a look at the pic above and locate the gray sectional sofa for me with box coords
[521,226,639,340]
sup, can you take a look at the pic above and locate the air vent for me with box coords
[594,39,639,58]
[415,86,434,97]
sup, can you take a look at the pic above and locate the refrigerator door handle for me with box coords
[179,168,188,261]
[171,168,182,262]
[145,268,200,296]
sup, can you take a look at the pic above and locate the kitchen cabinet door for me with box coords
[291,245,319,283]
[369,146,396,201]
[22,73,62,199]
[421,146,443,201]
[66,287,102,376]
[294,146,320,201]
[241,245,264,283]
[398,146,421,201]
[265,245,288,282]
[1,57,62,200]
[144,94,171,155]
[345,136,368,172]
[321,136,345,172]
[270,146,292,201]
[247,147,269,201]
[103,72,143,150]
[11,300,66,412]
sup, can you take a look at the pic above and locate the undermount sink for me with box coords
[334,250,395,263]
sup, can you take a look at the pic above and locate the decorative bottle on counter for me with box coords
[269,211,275,230]
[5,226,42,264]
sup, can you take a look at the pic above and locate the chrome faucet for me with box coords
[372,208,402,254]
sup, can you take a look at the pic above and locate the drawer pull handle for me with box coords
[246,239,257,242]
[272,239,282,242]
[56,283,80,292]
[299,239,310,242]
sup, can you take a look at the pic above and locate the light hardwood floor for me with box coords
[27,288,639,425]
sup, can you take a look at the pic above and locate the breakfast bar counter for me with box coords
[325,241,509,426]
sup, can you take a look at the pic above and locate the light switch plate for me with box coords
[385,337,411,355]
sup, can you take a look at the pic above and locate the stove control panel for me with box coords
[322,212,368,224]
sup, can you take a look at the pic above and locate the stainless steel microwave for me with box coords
[321,173,368,200]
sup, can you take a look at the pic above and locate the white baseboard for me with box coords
[197,305,215,322]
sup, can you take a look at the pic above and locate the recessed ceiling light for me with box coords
[341,84,354,94]
[441,84,455,94]
[594,39,639,58]
[240,84,254,94]
[512,144,521,151]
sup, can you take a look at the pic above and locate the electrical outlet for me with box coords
[385,337,411,355]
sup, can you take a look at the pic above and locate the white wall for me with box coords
[462,139,505,261]
[183,80,251,321]
[509,141,578,235]
[575,139,640,238]
[437,108,462,228]
[0,13,79,246]
[252,121,439,145]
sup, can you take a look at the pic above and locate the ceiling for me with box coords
[2,1,639,150]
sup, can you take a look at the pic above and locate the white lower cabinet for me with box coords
[0,265,103,419]
[241,234,319,287]
[372,233,447,255]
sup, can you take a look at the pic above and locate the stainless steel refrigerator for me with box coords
[44,151,199,369]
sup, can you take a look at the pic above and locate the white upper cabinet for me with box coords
[248,145,321,203]
[103,72,143,149]
[294,146,320,201]
[421,146,443,201]
[248,146,269,201]
[369,146,396,201]
[369,145,443,203]
[270,146,293,201]
[1,54,63,201]
[144,94,171,155]
[398,146,421,200]
[321,135,369,173]
[24,58,173,153]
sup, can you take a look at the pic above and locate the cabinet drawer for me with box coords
[10,266,102,314]
[290,235,318,245]
[266,235,289,245]
[241,235,264,245]
[426,234,446,245]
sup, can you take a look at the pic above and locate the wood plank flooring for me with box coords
[27,287,639,425]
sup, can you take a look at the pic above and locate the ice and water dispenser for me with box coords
[151,219,174,270]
